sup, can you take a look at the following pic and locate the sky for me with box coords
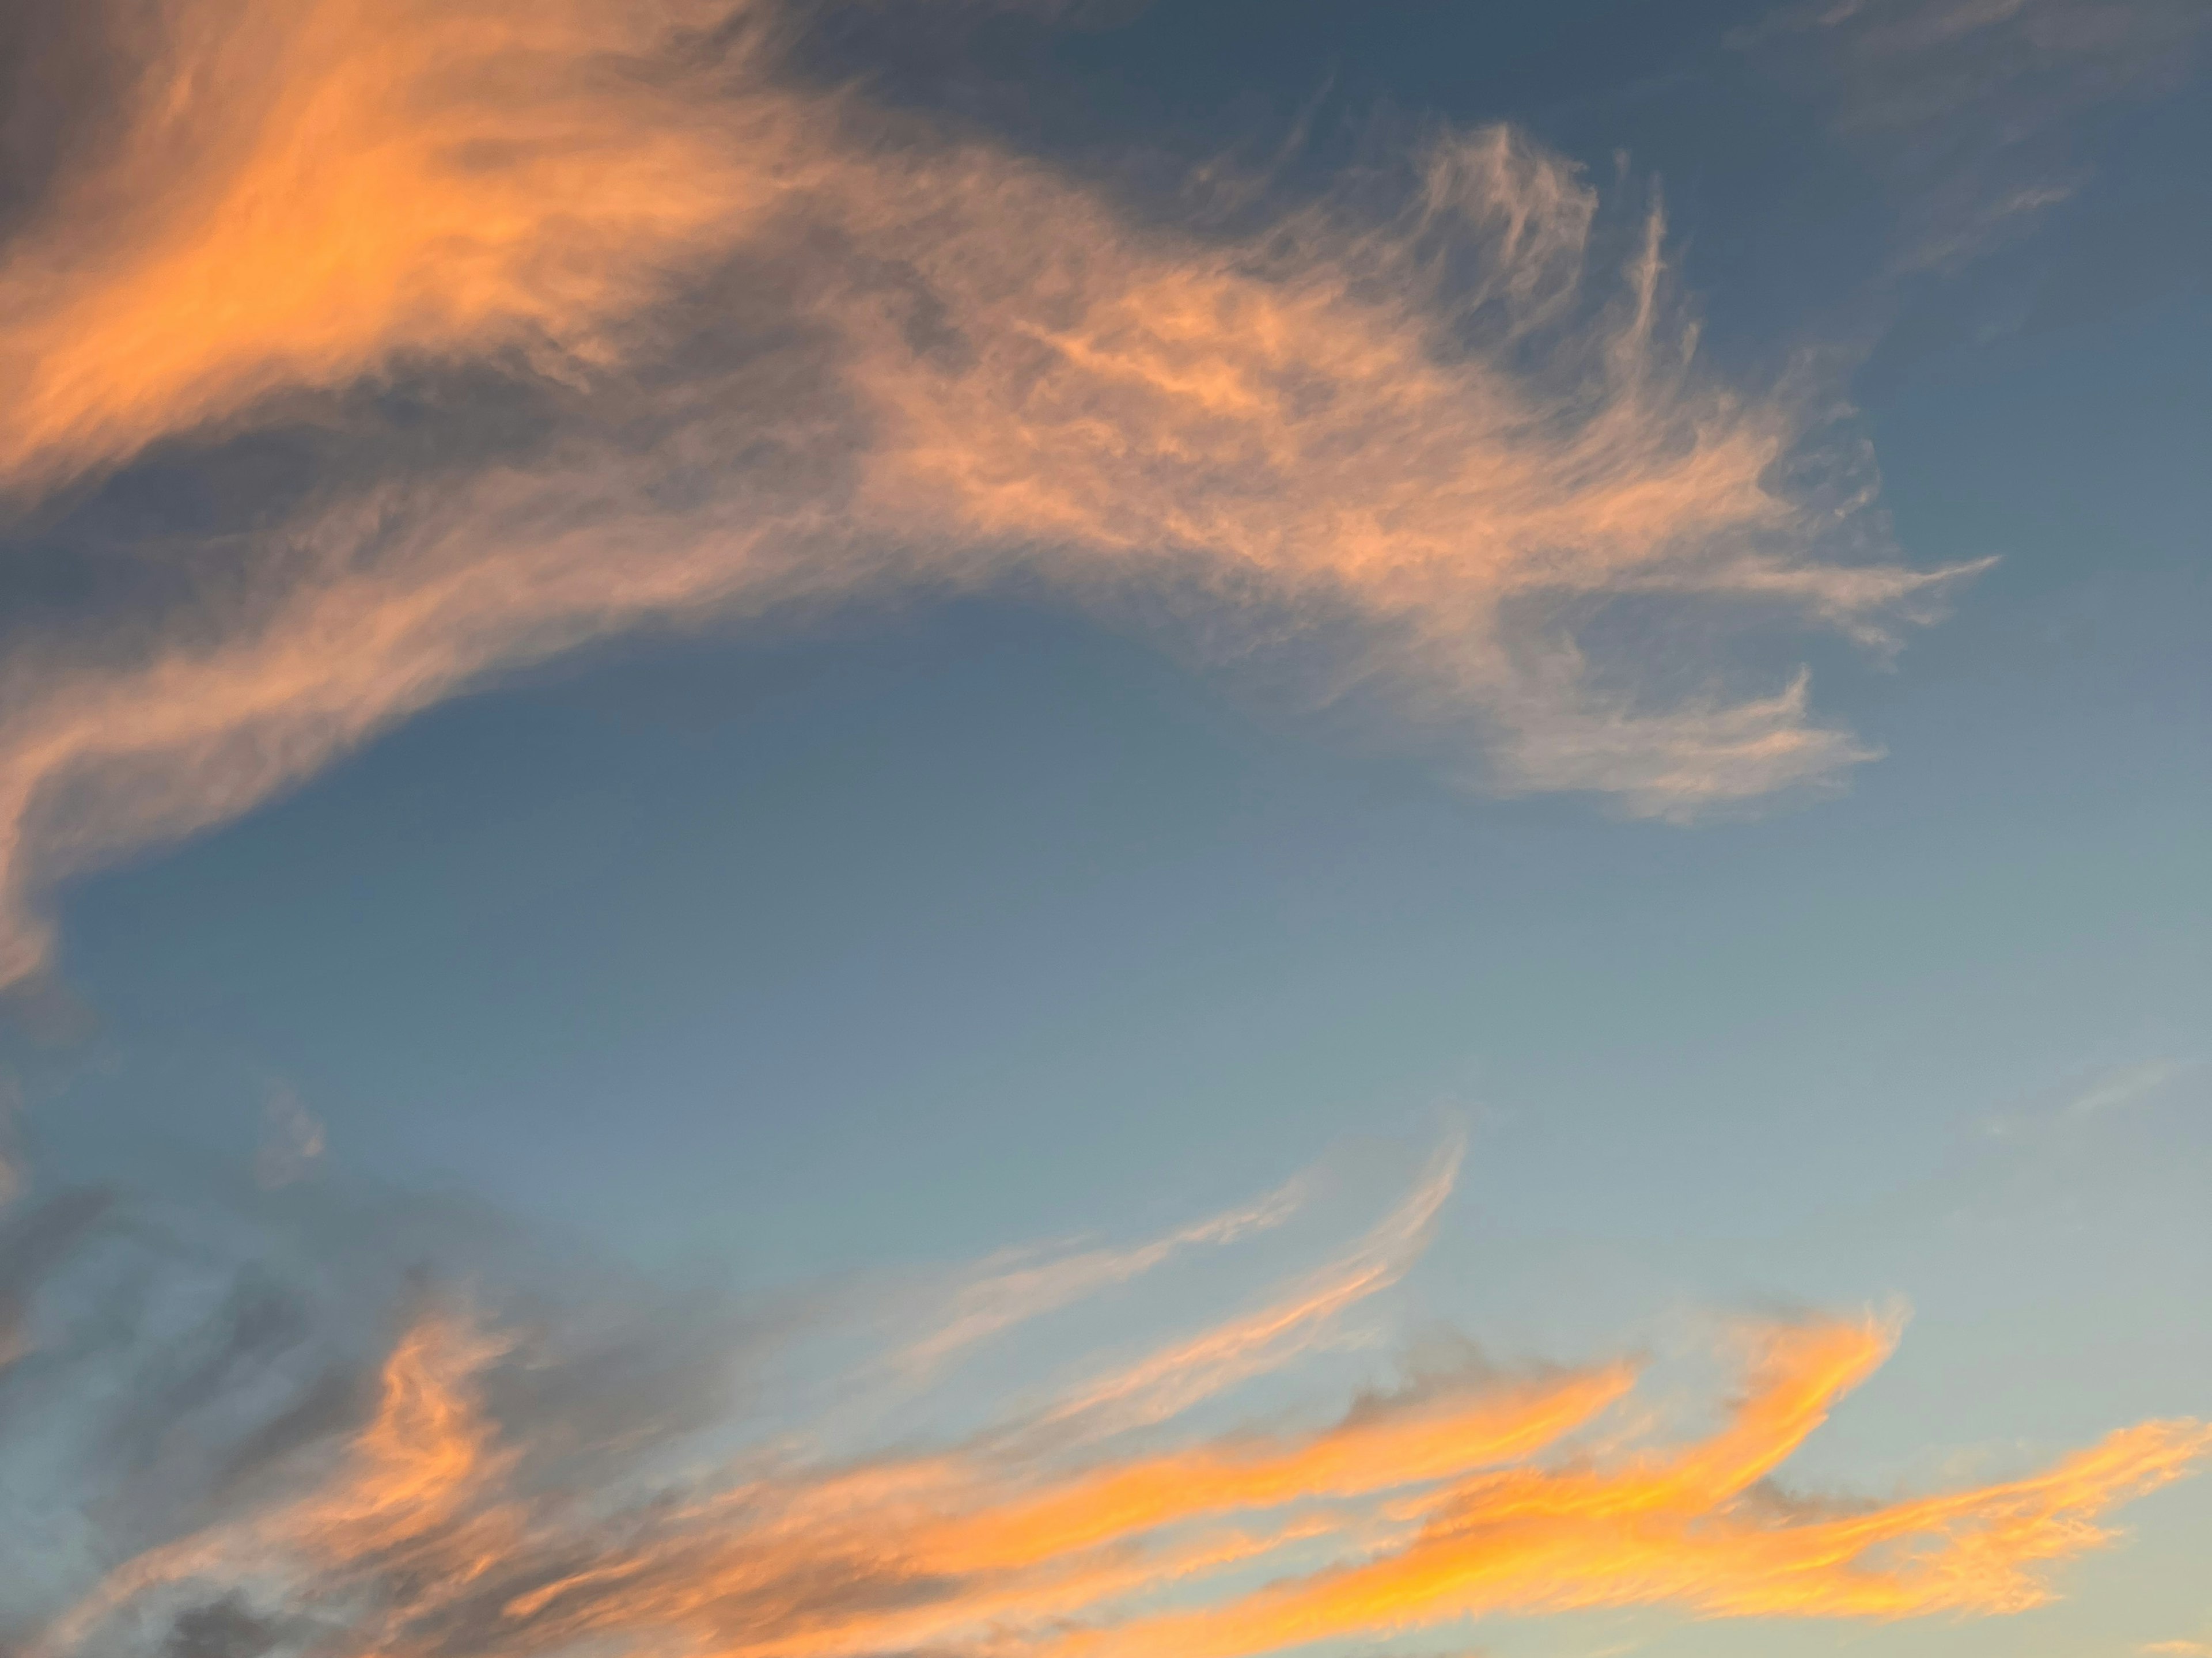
[0,0,2206,1655]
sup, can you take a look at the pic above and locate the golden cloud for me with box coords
[24,1155,2205,1657]
[0,0,1985,985]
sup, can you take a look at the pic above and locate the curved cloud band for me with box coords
[0,0,1985,985]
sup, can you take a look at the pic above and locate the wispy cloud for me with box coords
[253,1083,327,1191]
[2058,1058,2191,1120]
[1980,1056,2198,1143]
[1743,0,2209,272]
[893,1173,1308,1380]
[0,0,791,495]
[1028,1132,1463,1440]
[5,1153,2200,1657]
[0,0,1984,986]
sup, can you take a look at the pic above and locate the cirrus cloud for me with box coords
[3,1147,2200,1658]
[0,0,1986,989]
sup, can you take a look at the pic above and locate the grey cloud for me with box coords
[0,1179,767,1644]
[161,1595,281,1658]
[1745,0,2209,275]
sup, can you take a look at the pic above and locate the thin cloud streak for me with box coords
[0,0,1982,985]
[12,1154,2203,1658]
[893,1174,1308,1380]
[1027,1132,1464,1441]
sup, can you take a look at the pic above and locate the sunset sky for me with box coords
[0,2,2206,1655]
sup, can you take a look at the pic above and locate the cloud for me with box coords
[892,1173,1308,1380]
[0,0,793,495]
[1743,0,2210,273]
[0,1173,761,1640]
[1027,1132,1464,1440]
[0,1074,22,1213]
[2059,1058,2191,1120]
[1979,1056,2198,1144]
[0,0,1982,988]
[253,1085,327,1192]
[5,1153,2202,1658]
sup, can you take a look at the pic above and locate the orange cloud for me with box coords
[0,0,1986,988]
[0,0,794,494]
[29,1238,2205,1658]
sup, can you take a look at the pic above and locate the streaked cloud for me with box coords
[1029,1132,1462,1440]
[2059,1058,2191,1120]
[1980,1056,2198,1144]
[1744,0,2209,272]
[7,1152,2200,1657]
[0,0,1983,987]
[893,1174,1308,1380]
[0,0,790,495]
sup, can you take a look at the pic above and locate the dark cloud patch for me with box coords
[0,1189,366,1633]
[164,1596,279,1658]
[0,1175,775,1644]
[0,1187,113,1368]
[0,0,135,242]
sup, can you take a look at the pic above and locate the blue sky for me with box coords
[0,2,2205,1655]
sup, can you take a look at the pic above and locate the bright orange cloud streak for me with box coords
[0,0,790,494]
[28,1178,2207,1658]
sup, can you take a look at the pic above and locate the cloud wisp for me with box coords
[3,1147,2202,1658]
[1744,0,2210,273]
[0,0,1988,987]
[891,1171,1309,1383]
